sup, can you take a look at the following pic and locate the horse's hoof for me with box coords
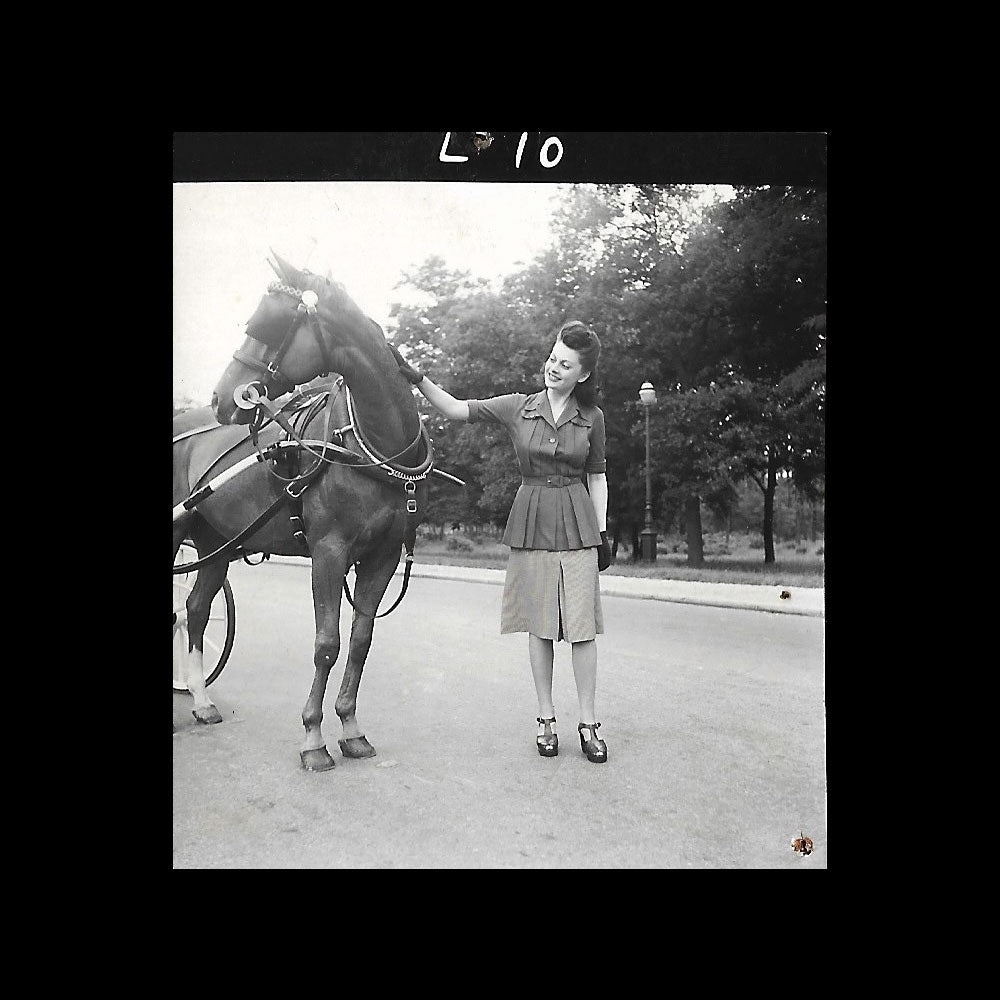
[300,747,337,771]
[339,736,377,759]
[192,706,223,725]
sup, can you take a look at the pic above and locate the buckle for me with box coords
[406,499,418,513]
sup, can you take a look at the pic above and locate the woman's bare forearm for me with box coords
[416,377,470,421]
[587,473,608,532]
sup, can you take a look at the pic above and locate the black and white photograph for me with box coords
[173,132,827,869]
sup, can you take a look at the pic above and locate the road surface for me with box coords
[173,560,826,869]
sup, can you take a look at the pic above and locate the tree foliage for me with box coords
[386,183,826,563]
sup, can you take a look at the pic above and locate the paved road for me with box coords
[173,561,826,869]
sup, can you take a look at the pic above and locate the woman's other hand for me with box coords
[598,531,612,571]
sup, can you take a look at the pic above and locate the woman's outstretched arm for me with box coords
[415,376,470,422]
[388,343,470,421]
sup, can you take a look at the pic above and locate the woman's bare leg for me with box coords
[529,633,556,732]
[571,638,598,723]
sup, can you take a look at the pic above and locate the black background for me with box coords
[173,131,827,186]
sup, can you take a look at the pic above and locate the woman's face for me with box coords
[544,339,589,393]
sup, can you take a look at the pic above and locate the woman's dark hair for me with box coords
[556,320,601,407]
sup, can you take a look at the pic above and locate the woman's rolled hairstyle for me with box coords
[557,320,601,407]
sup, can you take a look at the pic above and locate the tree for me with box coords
[385,183,826,569]
[643,382,748,566]
[388,257,555,533]
[501,183,712,560]
[642,186,827,563]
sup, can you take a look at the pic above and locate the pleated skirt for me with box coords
[500,547,604,642]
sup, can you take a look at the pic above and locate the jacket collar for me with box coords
[523,390,584,430]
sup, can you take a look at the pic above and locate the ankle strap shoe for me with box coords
[578,722,608,763]
[536,716,558,757]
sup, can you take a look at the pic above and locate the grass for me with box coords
[412,530,825,588]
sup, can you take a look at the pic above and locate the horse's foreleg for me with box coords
[300,542,348,772]
[184,555,228,725]
[335,607,378,758]
[335,537,402,759]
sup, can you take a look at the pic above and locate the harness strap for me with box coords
[345,386,433,478]
[343,558,415,619]
[275,474,417,617]
[172,489,291,575]
[306,310,338,381]
[280,387,346,555]
[232,348,296,397]
[286,491,310,554]
[188,278,438,614]
[174,397,333,574]
[341,480,420,618]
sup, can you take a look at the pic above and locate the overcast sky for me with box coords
[173,182,565,404]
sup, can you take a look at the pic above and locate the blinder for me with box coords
[233,282,332,405]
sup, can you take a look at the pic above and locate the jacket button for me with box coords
[549,437,556,443]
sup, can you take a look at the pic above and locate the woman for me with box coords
[389,321,613,764]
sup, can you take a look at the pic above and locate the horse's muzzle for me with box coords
[211,389,245,426]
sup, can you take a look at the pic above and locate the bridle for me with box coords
[226,278,441,617]
[232,280,431,478]
[232,281,335,403]
[179,277,465,616]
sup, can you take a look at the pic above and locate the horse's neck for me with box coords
[339,345,421,461]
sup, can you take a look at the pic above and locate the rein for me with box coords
[248,381,431,477]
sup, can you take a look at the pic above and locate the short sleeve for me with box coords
[584,406,607,474]
[466,393,527,427]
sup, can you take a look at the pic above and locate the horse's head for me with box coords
[211,251,372,426]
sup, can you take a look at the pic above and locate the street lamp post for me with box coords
[639,381,657,562]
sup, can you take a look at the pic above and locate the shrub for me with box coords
[749,539,764,550]
[815,546,824,556]
[446,536,474,552]
[796,546,808,554]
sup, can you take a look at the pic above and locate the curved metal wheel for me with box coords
[173,541,236,692]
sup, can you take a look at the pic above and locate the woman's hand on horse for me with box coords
[387,343,425,386]
[598,531,612,571]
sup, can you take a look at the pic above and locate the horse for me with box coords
[172,251,431,772]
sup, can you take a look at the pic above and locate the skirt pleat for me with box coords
[523,489,540,548]
[500,548,604,642]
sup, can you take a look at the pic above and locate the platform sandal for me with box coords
[536,716,558,757]
[578,722,608,763]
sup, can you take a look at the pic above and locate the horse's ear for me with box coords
[265,254,284,280]
[269,249,301,284]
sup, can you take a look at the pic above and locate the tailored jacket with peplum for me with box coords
[467,390,606,550]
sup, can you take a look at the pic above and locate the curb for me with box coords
[259,555,824,618]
